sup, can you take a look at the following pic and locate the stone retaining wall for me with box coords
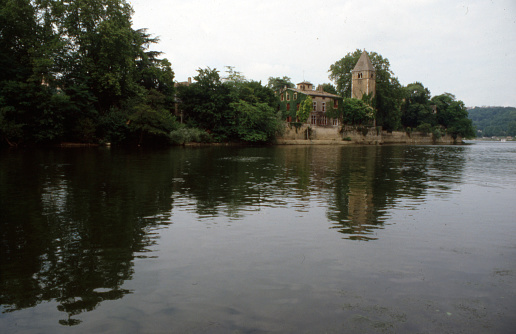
[277,124,460,145]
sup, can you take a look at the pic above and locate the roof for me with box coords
[287,87,341,99]
[352,51,375,72]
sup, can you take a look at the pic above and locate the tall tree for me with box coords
[401,82,435,128]
[297,96,312,124]
[329,49,403,131]
[431,93,475,138]
[267,76,294,92]
[0,0,177,146]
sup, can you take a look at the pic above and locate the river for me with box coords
[1,142,515,333]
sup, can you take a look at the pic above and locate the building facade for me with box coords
[278,81,342,127]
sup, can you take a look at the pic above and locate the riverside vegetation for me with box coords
[1,0,475,147]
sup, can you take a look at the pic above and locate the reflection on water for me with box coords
[0,149,174,325]
[168,145,467,240]
[0,143,513,331]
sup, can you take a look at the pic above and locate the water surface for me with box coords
[1,142,515,333]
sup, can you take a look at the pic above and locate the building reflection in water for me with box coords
[0,145,467,324]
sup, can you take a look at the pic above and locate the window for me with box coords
[286,116,292,122]
[313,101,317,111]
[371,73,374,78]
[294,93,297,100]
[296,103,300,111]
[334,99,338,108]
[287,103,290,111]
[333,118,339,126]
[311,114,317,124]
[286,93,290,101]
[322,102,326,112]
[281,94,284,101]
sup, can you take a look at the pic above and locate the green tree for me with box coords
[321,83,338,95]
[431,93,475,138]
[177,67,281,143]
[229,100,282,143]
[467,106,516,137]
[329,49,403,131]
[0,0,71,146]
[0,0,177,146]
[297,96,312,124]
[267,76,294,91]
[401,82,435,128]
[177,67,233,140]
[341,98,375,125]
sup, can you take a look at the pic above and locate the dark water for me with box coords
[1,142,515,333]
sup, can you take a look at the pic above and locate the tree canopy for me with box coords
[0,0,177,147]
[328,49,403,131]
[401,82,434,128]
[176,67,282,143]
[267,76,294,92]
[467,106,516,137]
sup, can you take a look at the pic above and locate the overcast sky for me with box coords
[129,0,515,107]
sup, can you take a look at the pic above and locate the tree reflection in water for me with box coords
[0,145,467,324]
[0,148,175,325]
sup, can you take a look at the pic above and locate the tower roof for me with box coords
[352,51,375,72]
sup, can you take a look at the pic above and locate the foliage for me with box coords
[467,106,516,137]
[230,100,283,143]
[297,96,312,124]
[401,82,434,128]
[169,127,212,145]
[415,123,432,134]
[328,49,403,131]
[0,0,177,147]
[321,83,338,95]
[431,93,475,139]
[341,98,375,125]
[176,67,281,143]
[267,76,294,91]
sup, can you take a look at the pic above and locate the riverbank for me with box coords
[277,124,462,145]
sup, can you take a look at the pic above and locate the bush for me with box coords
[416,123,432,134]
[432,126,442,139]
[169,127,212,145]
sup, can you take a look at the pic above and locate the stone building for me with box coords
[278,81,342,127]
[351,51,376,99]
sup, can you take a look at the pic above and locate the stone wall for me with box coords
[381,131,459,145]
[277,123,461,145]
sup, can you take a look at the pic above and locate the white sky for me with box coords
[129,0,516,107]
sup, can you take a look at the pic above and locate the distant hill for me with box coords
[468,107,516,137]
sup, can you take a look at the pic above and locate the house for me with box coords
[278,81,343,127]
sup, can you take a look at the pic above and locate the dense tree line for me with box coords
[175,67,282,143]
[328,49,476,138]
[0,2,476,147]
[468,107,516,137]
[0,1,282,147]
[0,0,178,147]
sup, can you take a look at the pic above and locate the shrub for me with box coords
[169,127,212,145]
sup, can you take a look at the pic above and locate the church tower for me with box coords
[351,51,376,99]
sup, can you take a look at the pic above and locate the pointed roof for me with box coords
[352,51,375,72]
